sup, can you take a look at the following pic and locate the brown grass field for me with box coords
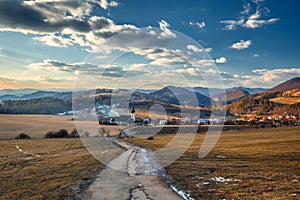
[0,114,121,139]
[0,115,120,200]
[0,115,299,199]
[126,126,300,199]
[0,139,103,200]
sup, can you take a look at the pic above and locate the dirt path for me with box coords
[83,139,182,200]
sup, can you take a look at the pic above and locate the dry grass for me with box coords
[0,114,124,200]
[270,97,300,105]
[127,126,300,199]
[0,114,121,139]
[0,114,77,139]
[0,139,103,200]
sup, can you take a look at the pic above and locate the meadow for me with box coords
[0,115,299,199]
[126,126,300,199]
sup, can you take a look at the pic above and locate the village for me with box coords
[94,105,300,128]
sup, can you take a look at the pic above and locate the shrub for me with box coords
[44,129,69,138]
[15,133,31,139]
[147,136,154,140]
[69,128,79,138]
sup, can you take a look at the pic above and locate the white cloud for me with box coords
[220,19,244,30]
[124,63,149,72]
[230,40,252,50]
[221,1,279,30]
[158,20,176,38]
[215,57,227,64]
[33,34,74,47]
[244,10,279,29]
[27,59,102,74]
[189,21,206,28]
[187,45,212,53]
[99,0,119,10]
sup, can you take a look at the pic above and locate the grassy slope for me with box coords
[270,97,300,105]
[126,127,300,199]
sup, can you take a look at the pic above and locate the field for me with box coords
[1,115,299,199]
[270,97,300,105]
[0,139,103,200]
[126,126,300,199]
[0,115,119,200]
[0,114,121,139]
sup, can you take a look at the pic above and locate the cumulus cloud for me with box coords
[189,21,206,28]
[251,68,300,83]
[27,59,148,78]
[99,0,119,10]
[230,40,252,50]
[215,57,227,64]
[27,59,99,73]
[158,20,176,38]
[187,45,212,53]
[132,48,215,67]
[0,1,170,52]
[221,1,279,30]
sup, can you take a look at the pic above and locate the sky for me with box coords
[0,0,299,90]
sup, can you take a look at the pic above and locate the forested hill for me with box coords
[0,97,72,114]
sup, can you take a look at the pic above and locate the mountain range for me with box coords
[0,77,299,108]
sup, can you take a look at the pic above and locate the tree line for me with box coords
[0,97,72,114]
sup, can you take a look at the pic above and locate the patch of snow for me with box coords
[211,177,241,183]
[292,179,298,182]
[171,185,194,200]
[216,155,228,159]
[102,149,109,154]
[16,145,41,157]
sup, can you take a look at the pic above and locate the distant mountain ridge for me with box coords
[0,90,72,101]
[149,86,212,107]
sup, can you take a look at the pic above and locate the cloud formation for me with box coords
[0,0,177,53]
[187,45,212,53]
[221,1,279,30]
[230,40,252,50]
[189,21,206,28]
[215,57,227,64]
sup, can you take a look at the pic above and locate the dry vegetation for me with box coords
[0,115,123,200]
[270,97,300,105]
[0,114,121,139]
[0,114,77,139]
[127,126,300,199]
[0,139,103,200]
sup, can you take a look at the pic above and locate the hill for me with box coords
[213,88,249,102]
[267,77,300,93]
[0,94,20,101]
[21,91,58,100]
[149,86,212,107]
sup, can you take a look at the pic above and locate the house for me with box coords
[157,119,167,126]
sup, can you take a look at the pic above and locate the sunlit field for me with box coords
[126,126,300,199]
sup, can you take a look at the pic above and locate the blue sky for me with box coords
[0,0,299,90]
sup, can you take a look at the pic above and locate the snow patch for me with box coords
[171,185,194,200]
[211,177,241,183]
[16,145,40,157]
